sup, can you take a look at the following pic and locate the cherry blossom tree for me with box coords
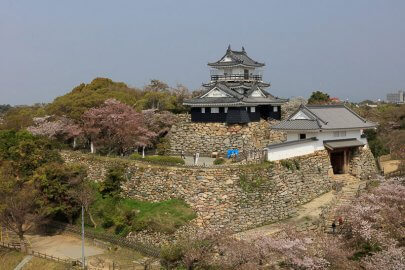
[27,116,82,147]
[81,99,155,154]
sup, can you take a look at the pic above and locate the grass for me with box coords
[0,249,25,270]
[0,249,68,270]
[24,257,69,270]
[87,195,196,236]
[130,153,185,165]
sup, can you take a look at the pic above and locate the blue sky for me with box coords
[1,0,404,105]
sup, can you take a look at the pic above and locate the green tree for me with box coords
[0,105,46,131]
[308,91,331,104]
[0,131,61,244]
[33,163,88,223]
[99,164,127,198]
[46,78,142,120]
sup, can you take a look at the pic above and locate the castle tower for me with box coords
[184,46,287,124]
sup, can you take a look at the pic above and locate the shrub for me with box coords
[99,164,127,198]
[238,173,267,192]
[213,158,225,165]
[156,137,170,155]
[130,153,185,165]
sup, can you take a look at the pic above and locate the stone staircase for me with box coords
[322,174,365,233]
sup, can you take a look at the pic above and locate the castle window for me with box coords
[250,107,256,113]
[273,106,278,112]
[211,107,219,113]
[201,108,205,113]
[299,133,306,140]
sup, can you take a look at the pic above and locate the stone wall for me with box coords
[62,150,333,233]
[349,146,379,179]
[167,114,286,156]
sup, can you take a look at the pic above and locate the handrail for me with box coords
[211,74,262,81]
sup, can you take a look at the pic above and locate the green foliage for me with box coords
[99,164,127,198]
[363,129,389,158]
[130,153,185,165]
[89,196,196,235]
[0,105,46,131]
[308,91,331,104]
[46,78,190,121]
[46,78,142,120]
[350,242,382,261]
[213,158,225,165]
[160,242,185,268]
[0,130,62,177]
[33,162,87,222]
[280,159,300,171]
[238,173,268,192]
[156,137,170,155]
[239,160,275,170]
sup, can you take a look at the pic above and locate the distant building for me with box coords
[386,90,404,104]
[183,46,287,124]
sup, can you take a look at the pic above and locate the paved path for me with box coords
[13,255,33,270]
[184,156,216,166]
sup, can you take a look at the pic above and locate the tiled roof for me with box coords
[272,104,377,131]
[272,119,321,130]
[183,82,287,106]
[304,105,376,129]
[324,139,365,150]
[208,46,265,68]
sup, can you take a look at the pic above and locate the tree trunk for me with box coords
[73,137,77,148]
[17,228,26,252]
[87,211,97,229]
[142,146,145,158]
[90,141,96,154]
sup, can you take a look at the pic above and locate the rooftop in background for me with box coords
[208,45,265,68]
[272,104,377,131]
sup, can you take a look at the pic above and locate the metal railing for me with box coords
[210,74,262,81]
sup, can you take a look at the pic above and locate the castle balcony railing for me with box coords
[210,74,262,82]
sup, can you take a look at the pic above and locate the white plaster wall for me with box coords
[267,141,317,161]
[286,129,366,151]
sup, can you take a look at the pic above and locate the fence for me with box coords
[46,221,161,258]
[30,250,82,266]
[0,241,21,250]
[0,241,82,267]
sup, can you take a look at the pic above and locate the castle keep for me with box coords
[184,46,287,124]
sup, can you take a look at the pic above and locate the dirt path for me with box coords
[26,234,104,260]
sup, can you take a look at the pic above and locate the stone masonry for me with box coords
[62,150,333,232]
[167,114,286,156]
[349,146,379,179]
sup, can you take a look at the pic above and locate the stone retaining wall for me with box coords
[166,114,286,156]
[349,146,379,179]
[62,150,333,233]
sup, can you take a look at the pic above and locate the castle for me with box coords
[183,46,287,124]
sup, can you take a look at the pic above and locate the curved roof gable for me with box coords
[208,45,265,68]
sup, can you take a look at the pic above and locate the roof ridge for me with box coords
[303,105,328,124]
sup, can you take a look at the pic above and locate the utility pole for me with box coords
[82,205,85,269]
